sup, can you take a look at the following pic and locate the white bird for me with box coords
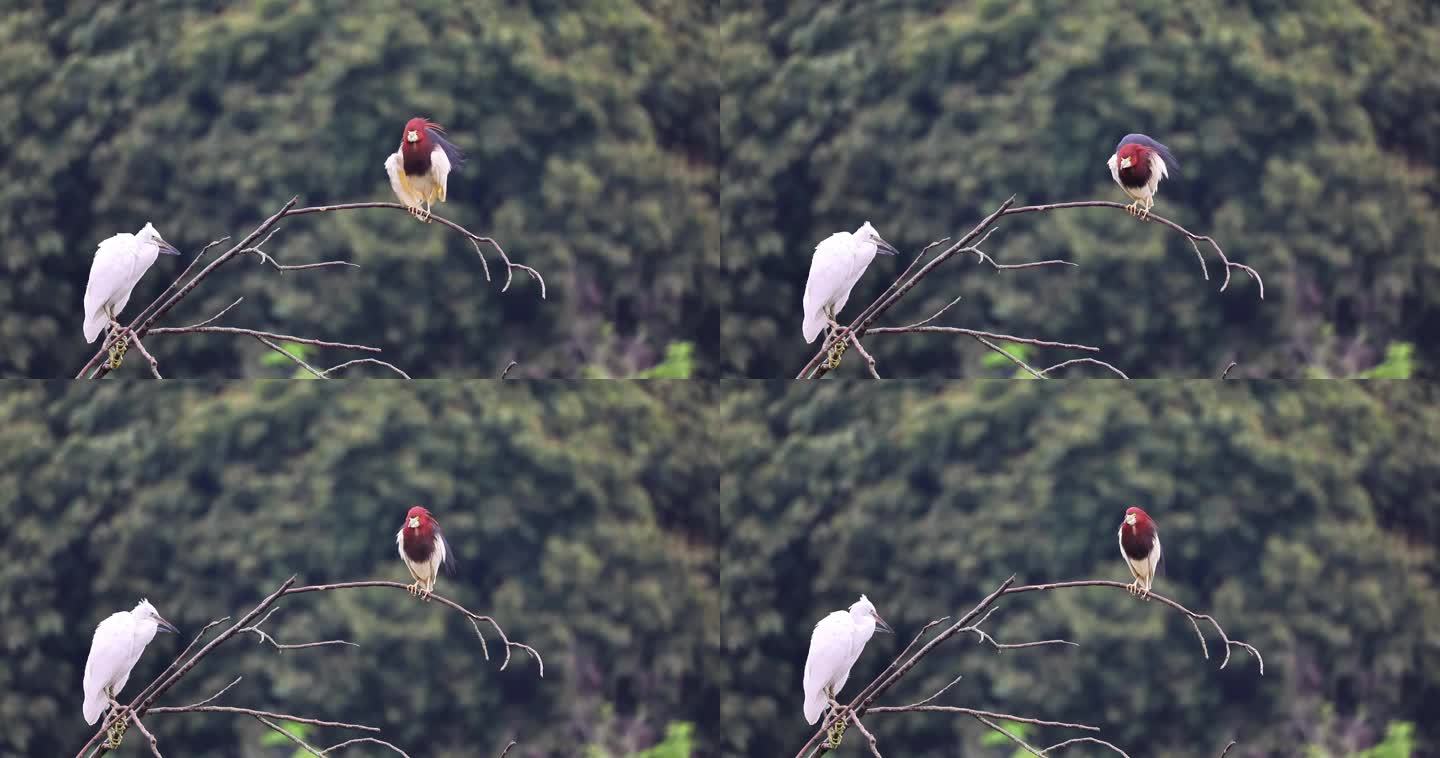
[82,599,179,725]
[802,222,899,344]
[385,117,464,223]
[802,594,893,725]
[82,223,180,343]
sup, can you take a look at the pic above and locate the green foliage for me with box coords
[0,383,718,757]
[979,720,1032,756]
[1359,343,1415,379]
[1356,722,1416,758]
[0,2,718,378]
[717,383,1440,756]
[634,722,694,758]
[719,1,1440,378]
[636,342,695,379]
[258,720,312,758]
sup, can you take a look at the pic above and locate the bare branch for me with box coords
[797,575,1262,758]
[318,359,413,379]
[798,197,1263,379]
[847,709,883,757]
[77,577,540,757]
[147,325,382,353]
[1042,736,1133,756]
[127,709,163,757]
[77,200,544,379]
[1036,358,1131,379]
[848,331,881,378]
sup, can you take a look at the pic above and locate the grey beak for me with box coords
[870,234,899,256]
[156,616,179,634]
[156,239,181,256]
[873,614,894,634]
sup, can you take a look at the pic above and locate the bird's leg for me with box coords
[102,692,129,749]
[104,309,130,370]
[420,578,434,601]
[420,200,432,224]
[1138,198,1153,221]
[822,315,850,370]
[822,690,849,749]
[406,565,424,597]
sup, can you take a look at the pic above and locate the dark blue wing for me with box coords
[1117,133,1180,174]
[427,128,465,173]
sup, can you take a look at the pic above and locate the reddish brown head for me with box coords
[399,117,442,174]
[401,505,439,562]
[1115,143,1154,187]
[1119,506,1158,560]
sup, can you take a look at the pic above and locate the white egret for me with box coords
[82,223,180,343]
[82,599,179,726]
[803,594,893,727]
[801,222,899,360]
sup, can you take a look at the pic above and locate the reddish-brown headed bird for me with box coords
[396,505,455,600]
[1118,506,1162,600]
[385,117,465,223]
[1106,133,1179,220]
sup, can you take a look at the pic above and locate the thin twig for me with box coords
[147,326,382,353]
[847,709,883,757]
[127,709,163,757]
[1036,358,1131,379]
[1221,361,1237,379]
[500,360,518,379]
[848,331,881,378]
[1218,740,1237,757]
[500,740,518,757]
[1041,736,1132,756]
[318,359,413,379]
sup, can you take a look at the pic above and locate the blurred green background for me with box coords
[719,1,1439,378]
[0,1,718,379]
[719,382,1439,756]
[0,382,718,757]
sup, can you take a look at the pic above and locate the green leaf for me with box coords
[1358,343,1414,379]
[636,342,695,379]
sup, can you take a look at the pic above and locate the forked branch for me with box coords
[76,199,544,379]
[76,576,541,758]
[795,576,1262,757]
[797,198,1264,379]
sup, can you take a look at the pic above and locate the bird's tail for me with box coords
[804,687,828,725]
[82,689,107,725]
[83,308,110,344]
[802,310,825,344]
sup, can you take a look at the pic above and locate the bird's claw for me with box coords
[103,710,129,749]
[822,330,850,371]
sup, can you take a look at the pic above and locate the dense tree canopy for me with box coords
[0,1,718,379]
[0,383,718,757]
[718,382,1439,756]
[720,1,1440,378]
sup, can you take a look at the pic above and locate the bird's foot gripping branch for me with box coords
[796,196,1264,380]
[75,197,546,380]
[796,576,1263,758]
[75,576,543,758]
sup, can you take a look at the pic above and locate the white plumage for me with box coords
[82,599,178,725]
[801,222,899,343]
[82,223,179,343]
[1106,149,1169,210]
[1118,524,1162,596]
[802,594,893,724]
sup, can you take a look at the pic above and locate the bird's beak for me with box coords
[406,130,420,143]
[408,517,420,528]
[1125,514,1137,526]
[1118,156,1132,169]
[156,616,179,634]
[870,234,899,256]
[156,239,180,256]
[873,613,894,634]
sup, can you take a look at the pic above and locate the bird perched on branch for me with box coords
[82,223,180,366]
[1118,506,1162,599]
[802,222,899,369]
[385,117,465,223]
[803,594,893,747]
[83,599,178,747]
[1107,133,1179,220]
[397,505,455,600]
